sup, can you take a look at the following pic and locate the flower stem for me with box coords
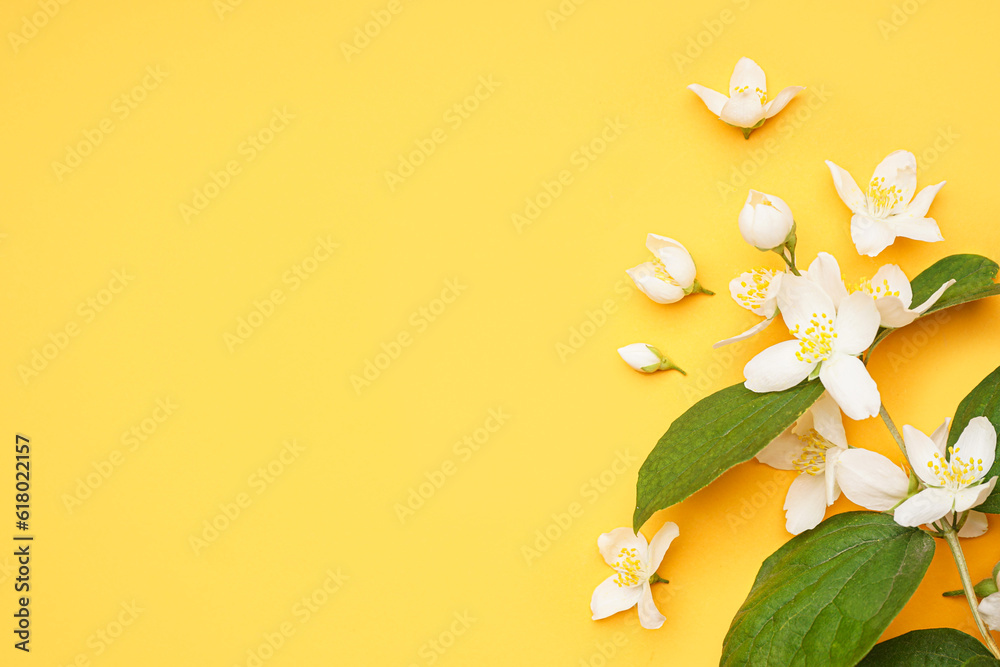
[942,525,1000,658]
[878,404,908,460]
[776,247,801,276]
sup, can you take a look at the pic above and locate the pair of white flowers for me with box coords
[725,252,954,421]
[691,58,946,257]
[618,234,710,374]
[590,523,678,629]
[758,394,997,536]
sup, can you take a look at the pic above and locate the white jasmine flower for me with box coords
[837,418,990,537]
[826,150,946,257]
[591,523,678,629]
[714,268,784,348]
[755,393,848,534]
[892,417,998,527]
[743,274,881,420]
[854,264,955,328]
[627,234,710,304]
[738,190,795,250]
[979,574,1000,631]
[688,57,804,138]
[617,344,685,374]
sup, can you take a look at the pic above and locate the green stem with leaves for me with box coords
[941,524,1000,658]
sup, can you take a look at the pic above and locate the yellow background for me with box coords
[3,0,1000,664]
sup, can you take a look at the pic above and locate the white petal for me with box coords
[720,92,766,129]
[597,527,648,570]
[910,279,955,315]
[637,582,666,630]
[763,86,804,119]
[824,447,844,505]
[646,234,696,289]
[825,160,866,214]
[875,297,920,329]
[903,425,943,486]
[783,473,828,535]
[930,418,951,455]
[591,575,643,620]
[809,392,848,450]
[957,510,989,538]
[618,343,661,372]
[871,150,917,213]
[869,264,913,308]
[818,354,880,421]
[729,57,767,95]
[646,522,679,575]
[777,275,836,337]
[832,291,881,356]
[889,217,944,244]
[713,317,774,349]
[954,417,997,479]
[893,488,953,527]
[805,252,848,309]
[905,181,945,218]
[954,477,998,513]
[627,264,685,304]
[851,214,897,257]
[755,429,801,471]
[836,448,909,511]
[744,340,816,393]
[980,593,1000,632]
[686,84,728,116]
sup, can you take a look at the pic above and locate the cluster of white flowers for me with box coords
[758,399,996,537]
[593,57,991,633]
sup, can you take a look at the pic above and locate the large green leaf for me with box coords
[948,365,1000,513]
[721,512,935,667]
[632,380,824,530]
[857,628,998,666]
[871,254,1000,352]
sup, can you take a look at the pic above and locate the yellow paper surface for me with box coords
[3,0,1000,664]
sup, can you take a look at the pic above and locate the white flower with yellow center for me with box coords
[826,150,946,257]
[714,268,784,348]
[891,417,998,527]
[743,274,881,421]
[627,234,710,304]
[590,523,678,629]
[837,418,989,537]
[688,57,804,138]
[852,264,955,329]
[756,393,848,534]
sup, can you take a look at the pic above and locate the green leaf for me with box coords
[632,380,824,531]
[870,255,1000,352]
[948,365,1000,513]
[857,628,998,666]
[721,512,935,667]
